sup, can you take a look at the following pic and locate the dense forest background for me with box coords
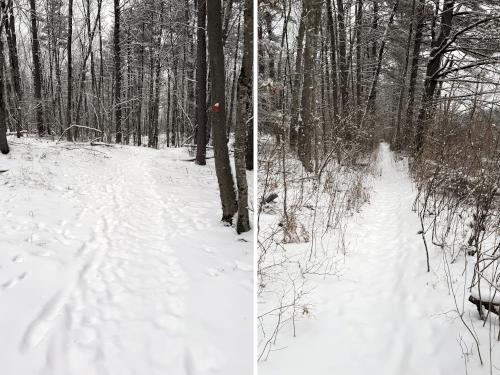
[259,0,500,158]
[258,0,500,367]
[0,0,254,232]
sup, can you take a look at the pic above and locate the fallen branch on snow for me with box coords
[57,125,102,143]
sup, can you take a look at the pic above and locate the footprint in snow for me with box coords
[201,245,215,254]
[193,221,207,231]
[234,261,252,272]
[154,314,180,336]
[71,327,98,348]
[205,267,225,277]
[184,345,223,375]
[1,271,30,290]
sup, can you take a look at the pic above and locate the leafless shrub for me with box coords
[410,107,500,367]
[257,133,377,361]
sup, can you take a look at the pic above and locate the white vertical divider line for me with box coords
[252,0,258,373]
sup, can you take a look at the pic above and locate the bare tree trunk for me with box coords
[289,3,307,149]
[195,0,208,165]
[298,0,321,171]
[245,103,253,170]
[66,0,73,141]
[0,26,9,154]
[370,0,378,123]
[234,0,252,234]
[4,0,22,137]
[393,0,416,149]
[206,0,237,223]
[226,17,241,138]
[415,0,455,152]
[355,0,363,125]
[152,2,164,149]
[152,51,162,149]
[114,0,122,143]
[29,0,44,136]
[222,0,234,44]
[326,0,339,133]
[405,0,425,145]
[361,0,399,128]
[336,0,349,116]
[125,28,132,145]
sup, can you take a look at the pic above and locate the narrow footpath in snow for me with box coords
[260,143,498,375]
[0,138,252,375]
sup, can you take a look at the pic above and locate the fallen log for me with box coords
[264,193,278,204]
[183,156,215,162]
[6,130,29,136]
[90,141,116,147]
[469,295,500,318]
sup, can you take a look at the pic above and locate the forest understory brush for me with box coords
[257,135,377,360]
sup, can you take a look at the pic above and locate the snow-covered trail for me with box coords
[0,138,252,375]
[261,143,493,375]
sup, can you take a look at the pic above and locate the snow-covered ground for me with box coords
[0,137,253,375]
[259,143,499,375]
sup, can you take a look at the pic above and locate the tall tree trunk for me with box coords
[289,3,307,149]
[415,0,455,152]
[206,0,237,223]
[245,101,253,170]
[263,11,275,80]
[114,0,122,143]
[125,28,132,145]
[29,0,44,136]
[137,22,145,147]
[298,0,322,171]
[152,53,161,149]
[0,26,9,154]
[66,0,73,141]
[87,0,98,132]
[355,0,363,125]
[326,0,339,139]
[361,0,399,128]
[4,0,22,137]
[195,0,208,165]
[370,0,378,122]
[336,0,349,116]
[98,5,104,137]
[393,0,416,149]
[235,0,252,234]
[226,17,241,138]
[405,0,425,145]
[222,0,234,44]
[151,2,164,149]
